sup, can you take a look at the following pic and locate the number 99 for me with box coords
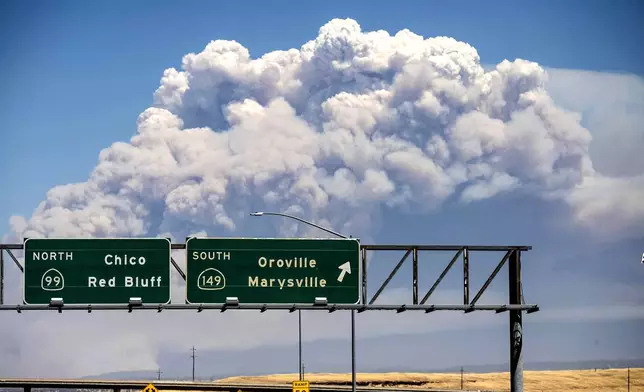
[45,276,61,286]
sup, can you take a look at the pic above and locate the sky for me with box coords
[1,0,644,379]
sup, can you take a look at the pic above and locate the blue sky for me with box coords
[1,0,643,236]
[1,0,644,378]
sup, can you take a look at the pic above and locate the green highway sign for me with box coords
[23,238,172,305]
[185,237,361,304]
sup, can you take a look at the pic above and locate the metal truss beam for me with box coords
[363,245,531,311]
[0,303,539,312]
[1,242,535,311]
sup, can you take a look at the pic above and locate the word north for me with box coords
[87,276,163,288]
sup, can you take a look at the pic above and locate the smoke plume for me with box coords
[10,18,636,244]
[2,17,644,379]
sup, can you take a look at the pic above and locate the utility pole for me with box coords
[460,367,464,390]
[190,346,196,381]
[157,368,162,380]
[628,367,630,392]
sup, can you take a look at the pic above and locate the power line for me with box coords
[190,346,197,381]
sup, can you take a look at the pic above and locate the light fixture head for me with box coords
[314,297,328,306]
[128,297,143,306]
[49,298,64,307]
[225,297,240,306]
[249,212,264,217]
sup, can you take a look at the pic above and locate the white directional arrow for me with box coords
[337,261,352,282]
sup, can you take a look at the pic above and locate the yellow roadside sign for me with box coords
[143,383,158,392]
[292,380,310,392]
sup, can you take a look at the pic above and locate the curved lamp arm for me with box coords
[249,211,349,239]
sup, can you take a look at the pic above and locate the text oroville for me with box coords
[248,256,326,289]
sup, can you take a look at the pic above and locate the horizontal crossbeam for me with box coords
[360,245,532,251]
[0,303,540,312]
[0,242,535,312]
[0,243,532,251]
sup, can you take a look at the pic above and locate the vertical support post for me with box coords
[463,247,469,305]
[191,346,196,382]
[460,366,464,390]
[0,249,4,305]
[628,367,630,392]
[351,309,356,392]
[24,387,31,392]
[299,309,303,381]
[412,248,418,304]
[509,250,523,392]
[361,247,367,305]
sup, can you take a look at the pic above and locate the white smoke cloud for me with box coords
[543,68,644,242]
[565,174,644,242]
[2,18,644,377]
[544,68,644,178]
[9,18,627,244]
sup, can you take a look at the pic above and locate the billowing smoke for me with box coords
[3,17,644,379]
[10,18,633,245]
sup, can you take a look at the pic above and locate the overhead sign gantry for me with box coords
[0,237,537,392]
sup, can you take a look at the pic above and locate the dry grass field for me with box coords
[217,368,644,392]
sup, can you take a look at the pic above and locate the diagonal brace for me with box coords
[470,249,514,306]
[369,249,412,304]
[420,248,463,304]
[171,257,186,281]
[6,250,24,273]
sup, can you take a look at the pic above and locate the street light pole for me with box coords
[250,211,356,392]
[299,309,303,381]
[351,308,356,392]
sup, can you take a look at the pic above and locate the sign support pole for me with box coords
[351,309,356,392]
[509,250,523,392]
